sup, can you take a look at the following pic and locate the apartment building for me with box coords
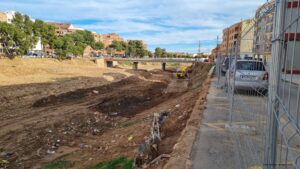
[253,0,275,63]
[220,19,255,60]
[47,22,84,37]
[93,33,125,48]
[220,22,242,58]
[240,19,255,58]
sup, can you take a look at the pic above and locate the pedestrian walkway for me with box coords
[190,76,267,169]
[282,74,300,85]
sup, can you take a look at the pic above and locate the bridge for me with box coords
[103,57,203,70]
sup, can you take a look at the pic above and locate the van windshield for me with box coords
[236,61,265,71]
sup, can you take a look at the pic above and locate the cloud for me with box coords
[0,0,266,53]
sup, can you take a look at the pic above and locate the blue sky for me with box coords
[0,0,266,53]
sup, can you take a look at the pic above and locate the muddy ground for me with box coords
[0,63,211,169]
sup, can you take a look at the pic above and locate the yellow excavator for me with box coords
[175,66,189,79]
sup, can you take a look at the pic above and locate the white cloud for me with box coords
[0,0,266,52]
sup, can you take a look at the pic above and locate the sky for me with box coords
[0,0,267,53]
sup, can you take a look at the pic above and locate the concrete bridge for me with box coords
[103,57,202,71]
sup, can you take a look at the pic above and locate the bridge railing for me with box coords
[103,57,203,63]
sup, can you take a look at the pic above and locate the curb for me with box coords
[208,66,216,77]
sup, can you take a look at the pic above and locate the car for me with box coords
[225,60,268,94]
[221,56,240,75]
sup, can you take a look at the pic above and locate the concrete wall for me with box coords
[95,59,119,68]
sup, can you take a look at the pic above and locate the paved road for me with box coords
[190,76,300,169]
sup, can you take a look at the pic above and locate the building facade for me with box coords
[240,19,255,58]
[220,19,254,60]
[253,0,275,63]
[0,12,7,22]
[0,11,16,55]
[47,22,84,37]
[93,33,125,48]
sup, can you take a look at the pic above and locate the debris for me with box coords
[0,152,13,158]
[36,148,42,157]
[93,90,99,94]
[175,104,180,108]
[128,136,134,142]
[1,160,9,164]
[158,111,170,124]
[109,112,119,116]
[47,150,56,154]
[149,154,171,165]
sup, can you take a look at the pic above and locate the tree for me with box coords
[126,40,146,57]
[109,40,127,51]
[155,47,165,57]
[92,41,104,50]
[53,30,98,57]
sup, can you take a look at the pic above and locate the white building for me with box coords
[5,11,15,23]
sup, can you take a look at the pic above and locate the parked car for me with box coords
[225,60,269,94]
[221,56,240,75]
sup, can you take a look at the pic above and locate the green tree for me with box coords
[109,40,127,51]
[125,40,147,57]
[155,47,164,57]
[92,41,104,50]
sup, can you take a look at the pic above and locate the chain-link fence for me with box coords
[264,0,300,168]
[220,1,300,168]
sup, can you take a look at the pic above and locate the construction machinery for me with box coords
[175,66,189,79]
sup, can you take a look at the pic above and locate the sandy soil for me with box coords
[0,59,211,169]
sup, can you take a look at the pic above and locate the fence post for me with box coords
[264,0,286,168]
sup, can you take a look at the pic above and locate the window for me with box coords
[236,61,266,71]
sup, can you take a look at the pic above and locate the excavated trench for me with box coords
[0,63,212,169]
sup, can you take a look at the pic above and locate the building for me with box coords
[0,11,16,55]
[253,0,275,63]
[283,0,300,74]
[0,11,15,23]
[93,33,125,48]
[0,12,7,22]
[220,18,255,60]
[220,22,242,58]
[240,19,255,58]
[28,37,43,56]
[47,22,84,37]
[210,44,221,62]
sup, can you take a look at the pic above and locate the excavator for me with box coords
[175,66,189,79]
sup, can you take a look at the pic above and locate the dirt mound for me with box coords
[33,76,141,107]
[125,69,153,79]
[188,63,212,88]
[91,82,169,118]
